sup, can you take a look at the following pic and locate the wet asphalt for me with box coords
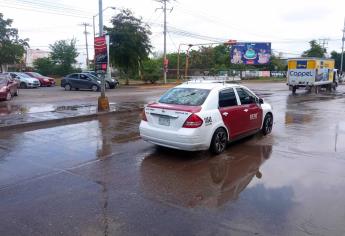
[0,83,345,236]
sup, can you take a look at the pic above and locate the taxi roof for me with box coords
[176,81,241,90]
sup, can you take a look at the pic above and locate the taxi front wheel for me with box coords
[210,128,228,154]
[262,114,273,135]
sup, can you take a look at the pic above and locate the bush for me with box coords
[33,58,56,76]
[142,59,161,83]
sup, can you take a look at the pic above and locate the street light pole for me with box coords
[93,15,96,40]
[163,0,167,84]
[184,44,193,79]
[97,0,110,111]
[99,0,105,99]
[341,17,345,73]
[177,43,181,80]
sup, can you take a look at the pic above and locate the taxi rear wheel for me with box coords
[210,128,228,154]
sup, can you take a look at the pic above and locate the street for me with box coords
[1,83,345,235]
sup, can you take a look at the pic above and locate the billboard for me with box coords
[94,35,108,72]
[230,42,271,65]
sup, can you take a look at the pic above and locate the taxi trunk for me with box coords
[144,103,202,131]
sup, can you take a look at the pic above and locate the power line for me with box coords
[5,0,94,15]
[0,1,92,19]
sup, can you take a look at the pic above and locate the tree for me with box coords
[267,54,287,71]
[330,51,345,71]
[0,13,29,72]
[50,39,79,76]
[106,9,152,84]
[302,40,326,58]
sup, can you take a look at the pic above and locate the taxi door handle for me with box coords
[222,112,229,116]
[244,109,249,112]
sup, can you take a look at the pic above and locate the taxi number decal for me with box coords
[250,113,258,120]
[204,117,212,126]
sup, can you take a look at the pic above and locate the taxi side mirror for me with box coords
[259,98,264,104]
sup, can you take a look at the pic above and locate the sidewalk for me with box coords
[0,102,144,130]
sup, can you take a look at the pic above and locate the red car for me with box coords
[0,74,19,101]
[24,72,55,87]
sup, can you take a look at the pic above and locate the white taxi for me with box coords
[139,81,273,154]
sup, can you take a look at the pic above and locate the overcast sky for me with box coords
[1,0,344,67]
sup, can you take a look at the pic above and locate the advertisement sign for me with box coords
[94,36,108,72]
[230,42,271,65]
[315,68,330,82]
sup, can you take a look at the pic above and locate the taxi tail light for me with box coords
[183,114,203,128]
[141,109,147,121]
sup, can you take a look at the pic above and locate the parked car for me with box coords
[24,72,55,87]
[61,73,101,92]
[3,72,40,88]
[139,80,273,154]
[0,74,19,101]
[84,71,119,89]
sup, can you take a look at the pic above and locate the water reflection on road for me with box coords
[0,84,345,235]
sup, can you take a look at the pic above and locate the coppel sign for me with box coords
[230,42,271,65]
[289,70,314,78]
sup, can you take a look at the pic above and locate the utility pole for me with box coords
[155,0,174,84]
[341,17,345,73]
[79,22,91,68]
[318,38,329,56]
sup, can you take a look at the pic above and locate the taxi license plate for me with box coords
[159,117,170,126]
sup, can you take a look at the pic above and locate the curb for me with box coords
[0,108,143,132]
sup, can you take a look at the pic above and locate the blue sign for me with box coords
[297,60,307,69]
[230,42,271,65]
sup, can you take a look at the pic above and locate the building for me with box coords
[25,49,50,67]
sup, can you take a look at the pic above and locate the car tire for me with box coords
[292,86,297,94]
[65,84,72,91]
[20,82,27,89]
[262,113,273,135]
[5,92,12,101]
[91,85,99,92]
[210,128,228,154]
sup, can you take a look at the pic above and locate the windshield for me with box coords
[30,72,42,77]
[86,71,97,77]
[159,88,210,106]
[0,78,7,85]
[18,73,31,78]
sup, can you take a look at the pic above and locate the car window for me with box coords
[219,88,238,107]
[68,74,79,79]
[10,73,17,79]
[236,88,256,105]
[159,88,210,106]
[80,74,88,80]
[87,74,99,80]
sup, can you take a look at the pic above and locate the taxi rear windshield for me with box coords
[159,88,210,106]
